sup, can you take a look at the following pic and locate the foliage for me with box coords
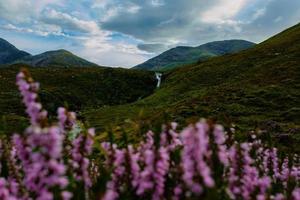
[14,49,98,68]
[0,69,94,199]
[1,70,300,200]
[84,23,300,149]
[134,40,255,71]
[0,64,156,133]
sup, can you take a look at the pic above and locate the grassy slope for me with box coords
[0,64,156,133]
[84,23,300,141]
[134,40,255,71]
[14,49,99,68]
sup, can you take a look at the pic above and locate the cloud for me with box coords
[92,0,112,9]
[274,16,283,23]
[41,9,105,35]
[40,8,150,67]
[1,23,67,37]
[127,4,141,14]
[239,0,300,42]
[252,8,266,20]
[1,0,300,67]
[0,0,32,22]
[0,0,63,23]
[0,1,148,67]
[93,1,142,23]
[101,0,300,46]
[201,0,249,24]
[137,43,168,53]
[79,46,150,67]
[100,0,248,47]
[151,0,165,7]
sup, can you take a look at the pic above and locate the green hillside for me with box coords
[14,49,99,67]
[134,40,255,71]
[84,23,300,142]
[0,64,156,133]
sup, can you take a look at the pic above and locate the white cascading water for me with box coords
[155,72,162,88]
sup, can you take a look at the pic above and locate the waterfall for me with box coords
[155,72,162,88]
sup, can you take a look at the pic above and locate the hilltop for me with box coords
[14,49,99,67]
[0,38,158,132]
[134,40,255,71]
[85,23,300,146]
[0,38,100,68]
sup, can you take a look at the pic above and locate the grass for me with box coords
[83,23,300,148]
[0,64,156,133]
[135,40,255,71]
[0,23,300,151]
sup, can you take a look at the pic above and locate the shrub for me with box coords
[0,69,299,200]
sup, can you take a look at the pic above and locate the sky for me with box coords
[0,0,300,68]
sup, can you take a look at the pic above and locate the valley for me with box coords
[0,64,156,133]
[84,23,300,149]
[1,24,300,146]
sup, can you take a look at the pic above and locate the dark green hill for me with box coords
[134,40,255,71]
[85,23,300,140]
[0,38,30,64]
[15,49,99,67]
[0,64,156,133]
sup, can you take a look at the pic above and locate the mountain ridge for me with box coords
[0,38,100,68]
[134,39,255,71]
[0,38,31,64]
[14,49,100,68]
[85,23,300,142]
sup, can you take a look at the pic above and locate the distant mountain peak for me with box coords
[14,48,99,68]
[0,38,16,48]
[46,49,72,54]
[0,38,101,68]
[0,38,31,64]
[134,39,255,71]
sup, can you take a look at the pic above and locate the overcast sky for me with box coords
[0,0,300,67]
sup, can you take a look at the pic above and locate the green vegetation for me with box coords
[14,49,100,68]
[134,40,255,71]
[0,37,101,68]
[0,64,156,133]
[84,23,300,146]
[0,23,300,150]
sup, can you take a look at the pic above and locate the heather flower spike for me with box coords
[16,69,48,126]
[0,69,300,200]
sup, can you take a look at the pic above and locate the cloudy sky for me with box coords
[0,0,300,67]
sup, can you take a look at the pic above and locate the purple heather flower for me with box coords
[13,126,68,199]
[127,145,140,188]
[0,178,18,200]
[293,188,300,200]
[70,128,94,188]
[16,71,47,126]
[57,107,77,133]
[2,70,300,200]
[181,121,219,195]
[152,146,170,200]
[103,148,126,200]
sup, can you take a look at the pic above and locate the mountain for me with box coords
[85,23,300,146]
[134,40,255,71]
[15,49,99,67]
[0,38,31,64]
[0,38,98,68]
